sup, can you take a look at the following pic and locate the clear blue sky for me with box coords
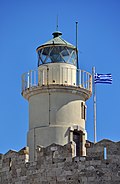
[0,0,120,153]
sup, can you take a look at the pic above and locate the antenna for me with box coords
[56,15,59,31]
[76,21,79,69]
[76,21,78,49]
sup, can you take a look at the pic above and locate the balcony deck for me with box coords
[22,67,92,100]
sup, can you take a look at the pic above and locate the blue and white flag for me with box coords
[94,73,112,84]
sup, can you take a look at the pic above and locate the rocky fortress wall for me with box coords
[0,139,120,184]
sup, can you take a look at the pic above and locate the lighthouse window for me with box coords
[37,46,77,66]
[81,102,86,120]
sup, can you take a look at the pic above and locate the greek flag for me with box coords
[94,73,112,84]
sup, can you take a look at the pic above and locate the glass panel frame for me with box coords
[37,45,77,66]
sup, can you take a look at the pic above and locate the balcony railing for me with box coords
[22,67,92,93]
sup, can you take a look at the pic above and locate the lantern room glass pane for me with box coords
[38,46,77,66]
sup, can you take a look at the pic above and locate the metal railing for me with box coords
[22,67,92,93]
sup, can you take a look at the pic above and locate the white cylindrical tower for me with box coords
[22,31,92,161]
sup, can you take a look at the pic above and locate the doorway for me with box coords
[73,130,83,156]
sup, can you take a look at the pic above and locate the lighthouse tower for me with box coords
[22,31,92,161]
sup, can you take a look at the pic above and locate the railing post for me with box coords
[42,70,45,85]
[79,69,81,87]
[34,70,36,86]
[77,69,79,86]
[71,68,72,85]
[81,70,84,88]
[62,67,63,84]
[89,75,92,92]
[86,72,88,89]
[67,68,68,85]
[29,71,32,88]
[27,72,30,88]
[87,74,89,90]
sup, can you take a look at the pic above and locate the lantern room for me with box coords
[36,31,77,67]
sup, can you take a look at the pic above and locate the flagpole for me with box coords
[92,67,97,143]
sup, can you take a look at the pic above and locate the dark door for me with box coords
[73,130,83,156]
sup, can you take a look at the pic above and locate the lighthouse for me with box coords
[21,30,92,161]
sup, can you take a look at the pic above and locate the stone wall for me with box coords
[0,139,120,184]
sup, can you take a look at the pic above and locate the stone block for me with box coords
[65,157,72,162]
[55,168,62,176]
[57,175,66,181]
[2,166,9,172]
[41,181,49,184]
[49,181,56,184]
[102,176,112,181]
[74,157,79,162]
[81,177,87,182]
[111,175,120,182]
[89,160,101,166]
[87,176,96,181]
[63,170,73,176]
[86,166,95,171]
[47,171,56,177]
[57,162,64,167]
[46,176,56,181]
[15,182,22,184]
[79,157,86,162]
[16,168,21,176]
[78,163,85,170]
[0,164,2,169]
